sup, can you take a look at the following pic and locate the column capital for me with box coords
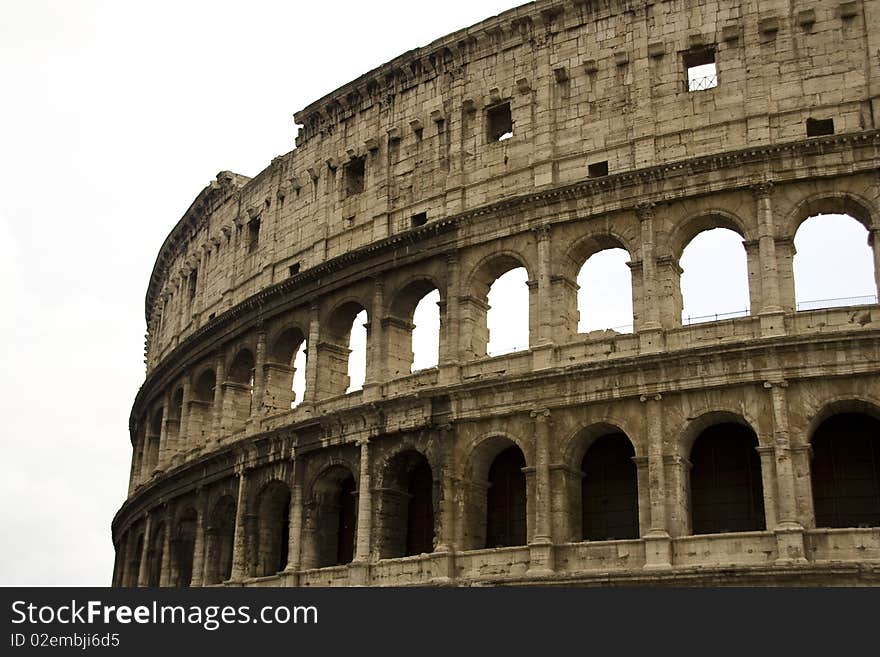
[750,180,774,199]
[639,393,662,402]
[531,223,552,240]
[762,379,789,389]
[529,407,551,420]
[635,201,655,221]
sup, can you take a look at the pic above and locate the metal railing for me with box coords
[682,309,750,326]
[688,74,718,92]
[796,295,878,311]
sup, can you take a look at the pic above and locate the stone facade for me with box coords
[112,0,880,587]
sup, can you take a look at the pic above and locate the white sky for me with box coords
[0,0,875,586]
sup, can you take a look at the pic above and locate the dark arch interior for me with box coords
[193,370,216,401]
[173,509,197,587]
[205,496,236,585]
[581,433,639,541]
[811,413,880,529]
[485,446,527,548]
[257,481,292,576]
[308,468,357,569]
[378,451,435,558]
[690,423,765,535]
[228,350,255,384]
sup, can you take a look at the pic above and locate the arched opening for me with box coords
[377,450,435,558]
[303,466,357,569]
[386,280,441,377]
[225,349,255,427]
[680,228,750,324]
[319,302,368,397]
[168,388,183,452]
[189,369,216,440]
[794,214,877,310]
[172,508,197,587]
[145,408,163,473]
[487,268,529,356]
[130,533,144,586]
[147,522,165,587]
[690,423,765,534]
[266,327,307,411]
[581,433,639,541]
[204,496,236,585]
[577,249,634,333]
[485,446,527,548]
[255,480,292,576]
[811,413,880,528]
[411,289,441,372]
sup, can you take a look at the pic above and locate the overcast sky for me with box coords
[0,1,875,587]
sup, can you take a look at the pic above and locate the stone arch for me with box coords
[171,506,197,587]
[462,251,532,359]
[562,231,636,282]
[203,494,236,585]
[375,448,436,558]
[809,399,880,529]
[462,432,531,550]
[130,531,144,587]
[147,520,165,587]
[188,368,216,442]
[782,191,876,238]
[302,463,358,569]
[253,479,292,577]
[227,348,255,384]
[265,326,308,411]
[386,276,444,377]
[668,209,752,262]
[564,423,641,543]
[224,348,255,430]
[686,414,766,535]
[319,300,369,397]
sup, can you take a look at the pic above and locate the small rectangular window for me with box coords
[344,157,366,197]
[248,218,261,253]
[684,48,717,92]
[588,161,609,178]
[410,212,428,228]
[806,117,834,137]
[487,102,513,141]
[289,262,300,276]
[188,270,198,301]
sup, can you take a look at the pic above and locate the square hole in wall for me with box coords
[410,212,428,228]
[247,217,261,253]
[289,262,301,276]
[487,102,513,141]
[588,160,609,178]
[344,156,366,197]
[684,48,718,92]
[806,117,834,137]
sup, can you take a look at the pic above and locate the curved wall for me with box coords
[114,0,880,587]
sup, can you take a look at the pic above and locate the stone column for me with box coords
[753,182,786,336]
[189,489,207,587]
[158,396,171,470]
[532,225,555,369]
[528,408,554,574]
[364,278,385,399]
[756,445,779,530]
[177,374,191,461]
[870,228,880,298]
[434,424,457,554]
[158,506,173,587]
[229,466,250,581]
[439,253,461,384]
[283,458,304,582]
[633,456,651,537]
[137,513,153,587]
[211,351,225,438]
[642,393,671,568]
[766,380,806,563]
[252,329,267,417]
[303,303,320,406]
[354,439,372,562]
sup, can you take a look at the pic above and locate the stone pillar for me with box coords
[230,466,250,581]
[159,392,174,469]
[158,506,173,587]
[637,204,660,330]
[364,278,385,399]
[528,408,554,574]
[177,374,191,461]
[753,182,786,336]
[870,228,880,298]
[633,456,651,537]
[189,489,207,587]
[532,225,555,369]
[791,444,816,529]
[354,439,372,562]
[434,424,456,554]
[211,351,225,438]
[303,303,320,406]
[766,380,806,563]
[285,456,305,575]
[439,254,461,384]
[743,240,763,317]
[642,393,671,569]
[252,329,267,416]
[137,513,153,587]
[756,445,779,530]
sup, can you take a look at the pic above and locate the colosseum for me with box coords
[112,0,880,587]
